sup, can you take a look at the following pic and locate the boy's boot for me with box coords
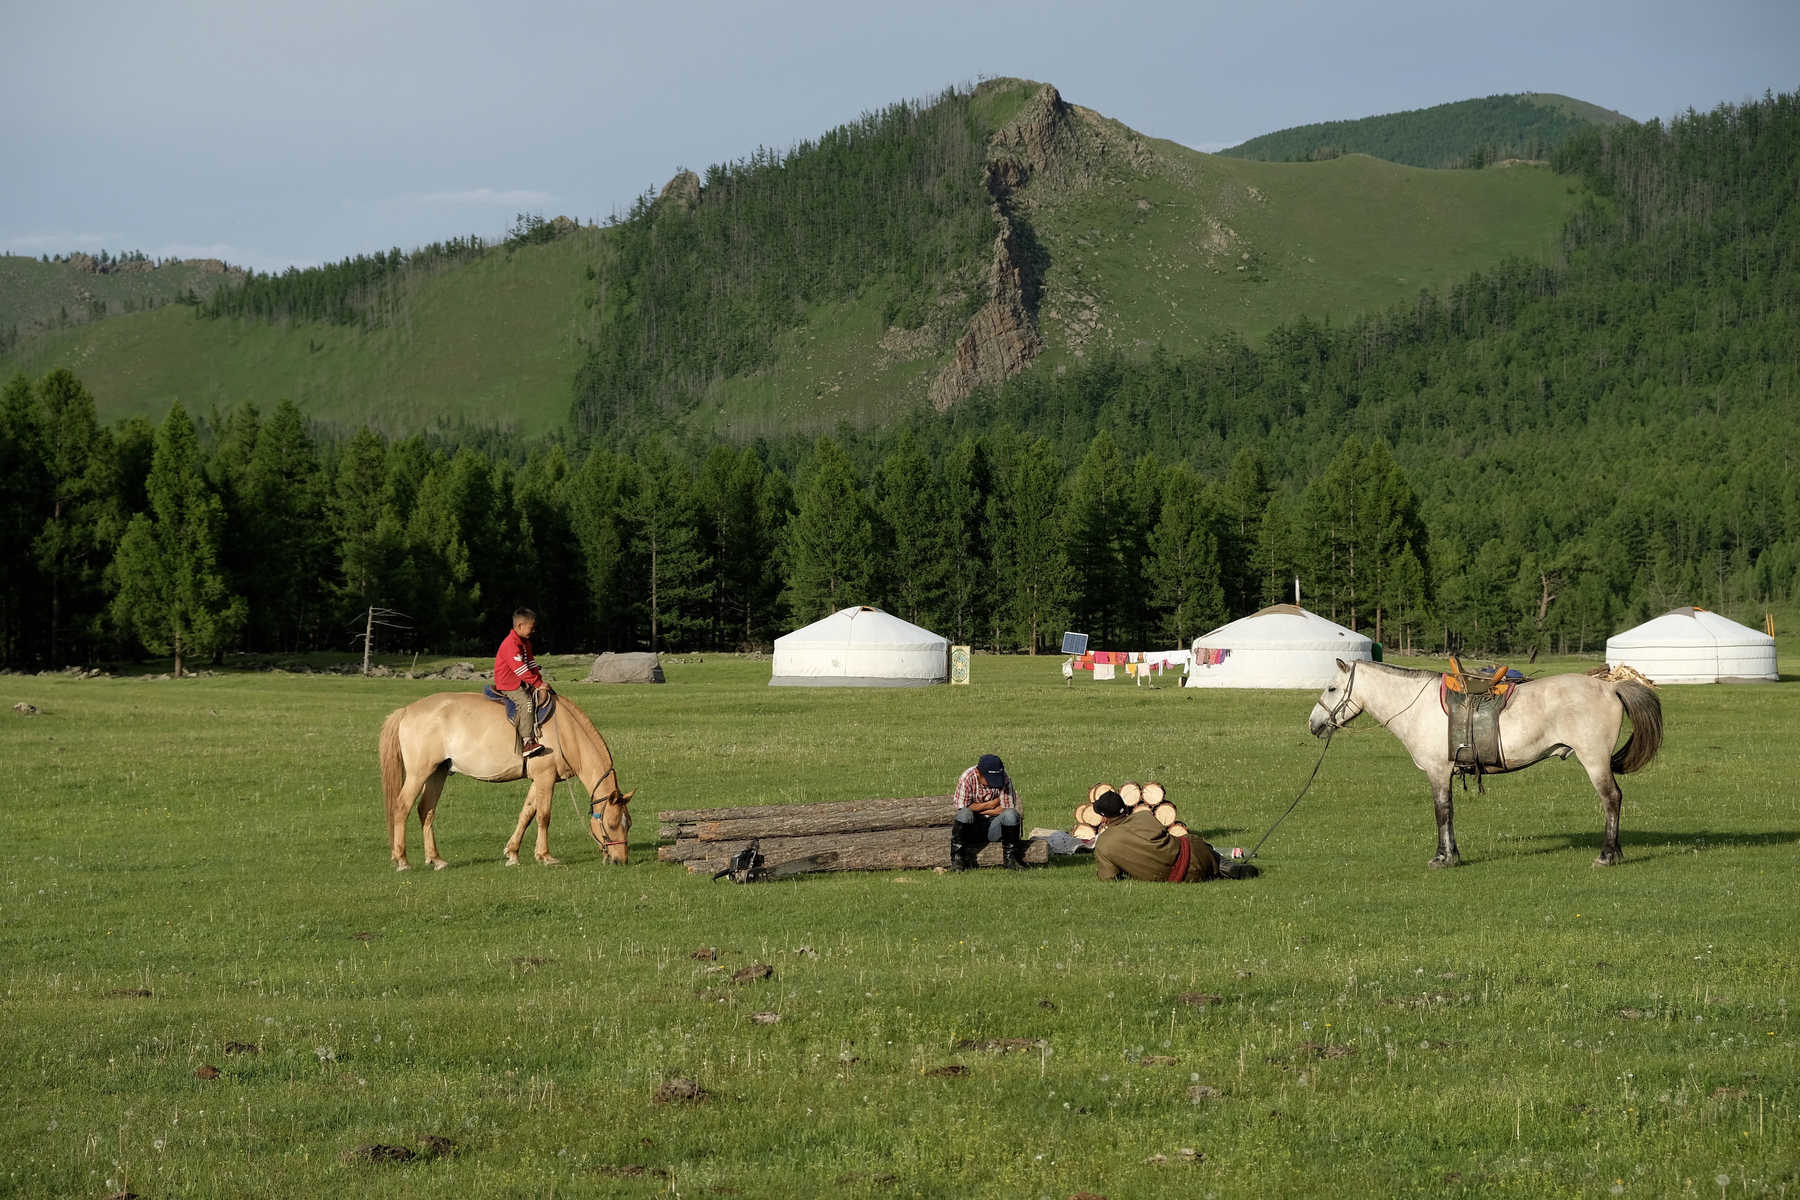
[999,823,1030,870]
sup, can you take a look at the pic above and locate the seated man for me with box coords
[1090,790,1230,882]
[950,753,1029,871]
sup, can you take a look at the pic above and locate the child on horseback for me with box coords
[494,607,549,757]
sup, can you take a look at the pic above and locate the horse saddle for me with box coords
[482,684,557,727]
[1440,658,1523,775]
[712,839,841,883]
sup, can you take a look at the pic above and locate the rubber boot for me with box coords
[948,820,974,872]
[999,822,1029,870]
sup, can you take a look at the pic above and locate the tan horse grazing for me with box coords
[1308,659,1663,868]
[378,692,633,871]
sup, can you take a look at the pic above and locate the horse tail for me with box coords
[1611,680,1664,774]
[379,706,408,819]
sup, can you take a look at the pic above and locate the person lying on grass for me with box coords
[1090,789,1246,882]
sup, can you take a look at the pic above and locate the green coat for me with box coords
[1093,810,1181,881]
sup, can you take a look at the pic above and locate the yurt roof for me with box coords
[1193,604,1373,651]
[774,605,946,649]
[1607,606,1774,648]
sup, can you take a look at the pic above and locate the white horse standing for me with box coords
[1308,659,1663,868]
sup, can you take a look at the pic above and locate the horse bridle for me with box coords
[585,765,629,852]
[1321,661,1363,729]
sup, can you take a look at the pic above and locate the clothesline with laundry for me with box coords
[1061,647,1224,684]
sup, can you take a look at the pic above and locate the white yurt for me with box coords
[770,605,948,687]
[1605,606,1777,684]
[1184,604,1373,689]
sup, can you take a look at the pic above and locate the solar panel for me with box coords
[1060,631,1089,656]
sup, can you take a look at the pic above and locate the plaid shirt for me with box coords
[953,764,1018,812]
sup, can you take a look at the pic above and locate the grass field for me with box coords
[2,654,1794,1197]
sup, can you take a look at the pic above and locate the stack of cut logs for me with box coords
[1069,781,1188,841]
[657,795,1051,874]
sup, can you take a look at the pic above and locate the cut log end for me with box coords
[1072,822,1098,840]
[1087,782,1115,804]
[1168,821,1189,839]
[1153,803,1178,828]
[1142,781,1166,806]
[1118,782,1143,807]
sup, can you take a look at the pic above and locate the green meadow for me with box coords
[2,655,1794,1197]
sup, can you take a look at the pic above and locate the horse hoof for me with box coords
[429,858,449,871]
[537,855,562,867]
[394,859,411,873]
[503,854,520,867]
[1592,854,1622,868]
[1426,855,1461,869]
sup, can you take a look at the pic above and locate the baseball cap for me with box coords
[1092,789,1126,819]
[977,754,1007,788]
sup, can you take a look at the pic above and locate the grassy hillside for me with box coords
[1221,92,1631,168]
[1024,141,1575,365]
[4,81,1584,437]
[1,234,606,435]
[0,253,243,353]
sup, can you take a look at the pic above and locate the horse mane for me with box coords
[555,694,615,772]
[1360,660,1439,680]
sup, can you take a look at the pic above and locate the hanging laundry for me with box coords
[1094,663,1116,680]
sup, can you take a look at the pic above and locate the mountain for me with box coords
[1219,92,1632,169]
[3,80,1586,436]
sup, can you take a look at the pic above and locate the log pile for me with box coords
[1068,780,1189,841]
[657,795,1051,874]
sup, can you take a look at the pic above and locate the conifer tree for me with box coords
[873,433,948,629]
[568,448,638,650]
[781,437,877,622]
[1147,464,1227,645]
[242,400,328,650]
[941,435,994,645]
[110,402,243,674]
[35,369,120,665]
[622,438,712,649]
[992,441,1072,652]
[0,374,48,664]
[333,427,405,621]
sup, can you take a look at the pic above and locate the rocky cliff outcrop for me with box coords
[930,83,1104,411]
[657,169,702,213]
[927,184,1043,411]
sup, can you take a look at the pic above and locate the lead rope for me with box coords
[1245,662,1359,862]
[1246,725,1333,862]
[1245,667,1436,861]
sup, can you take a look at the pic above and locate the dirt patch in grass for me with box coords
[731,963,773,984]
[1177,992,1222,1007]
[652,1076,708,1104]
[107,988,152,998]
[924,1064,969,1077]
[223,1041,259,1055]
[341,1144,415,1165]
[953,1037,1045,1053]
[194,1064,220,1079]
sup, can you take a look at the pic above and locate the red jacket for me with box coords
[493,630,544,691]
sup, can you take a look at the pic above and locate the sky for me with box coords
[5,0,1795,274]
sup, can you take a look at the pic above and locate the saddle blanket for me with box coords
[482,684,557,727]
